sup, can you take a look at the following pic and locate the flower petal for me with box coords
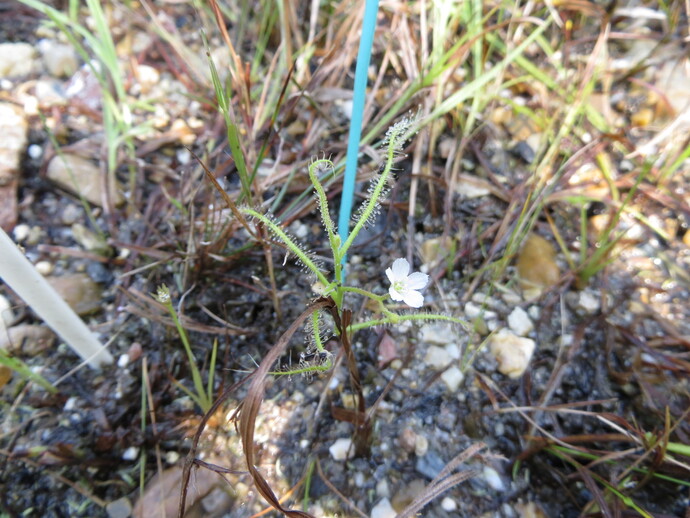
[403,290,424,308]
[390,258,410,279]
[385,266,395,283]
[389,286,405,301]
[406,272,429,290]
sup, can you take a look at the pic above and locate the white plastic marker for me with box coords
[0,227,112,368]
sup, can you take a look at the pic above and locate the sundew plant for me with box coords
[177,116,471,518]
[240,116,466,378]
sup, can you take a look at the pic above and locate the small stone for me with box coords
[454,181,491,198]
[164,450,180,465]
[399,428,416,453]
[0,324,55,356]
[438,138,455,159]
[631,107,654,127]
[415,450,445,479]
[414,434,429,457]
[419,322,454,346]
[0,294,15,328]
[13,224,30,242]
[482,466,505,491]
[28,144,42,160]
[46,273,103,316]
[441,366,464,392]
[376,479,390,498]
[516,233,560,298]
[501,290,522,305]
[515,501,549,518]
[489,329,536,379]
[577,291,600,314]
[391,480,426,511]
[86,261,113,284]
[38,40,78,78]
[122,446,139,461]
[0,43,36,77]
[60,204,82,225]
[0,366,12,390]
[0,102,28,230]
[25,226,43,246]
[507,306,533,336]
[117,354,130,368]
[63,396,78,411]
[106,497,132,518]
[370,497,396,518]
[441,497,457,511]
[424,345,453,369]
[127,342,143,363]
[464,301,496,320]
[46,154,124,207]
[34,261,54,275]
[169,119,196,146]
[134,64,160,95]
[328,438,354,461]
[176,147,191,165]
[510,141,535,164]
[71,223,112,255]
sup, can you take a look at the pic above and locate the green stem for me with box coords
[349,313,468,333]
[308,159,340,263]
[339,123,406,259]
[340,286,386,301]
[242,208,330,287]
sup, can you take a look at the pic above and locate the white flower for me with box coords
[385,258,429,308]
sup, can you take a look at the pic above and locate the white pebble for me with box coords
[176,147,191,165]
[39,40,78,78]
[482,466,505,491]
[424,345,453,369]
[34,261,54,275]
[441,497,457,511]
[13,223,30,242]
[28,144,42,159]
[0,42,36,77]
[414,434,429,457]
[353,471,365,487]
[122,446,139,461]
[419,323,454,346]
[0,294,15,327]
[441,366,464,392]
[117,354,130,368]
[328,438,354,461]
[63,397,78,411]
[578,291,600,313]
[464,301,497,319]
[489,329,536,378]
[376,479,390,498]
[507,306,533,336]
[164,450,180,464]
[370,498,396,518]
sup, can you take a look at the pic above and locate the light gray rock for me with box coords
[507,306,533,336]
[489,329,536,378]
[38,40,78,78]
[329,437,354,460]
[0,43,37,77]
[46,154,124,207]
[370,497,396,518]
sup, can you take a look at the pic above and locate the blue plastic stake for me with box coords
[337,0,380,282]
